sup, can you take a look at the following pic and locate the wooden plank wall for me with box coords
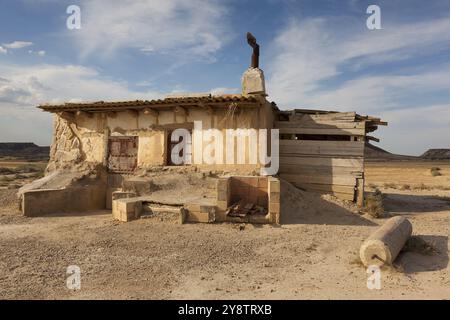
[276,111,365,202]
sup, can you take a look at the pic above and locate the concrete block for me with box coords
[258,177,268,188]
[185,203,201,212]
[269,191,280,203]
[186,208,216,223]
[22,185,106,217]
[268,178,280,193]
[217,178,229,192]
[107,190,136,210]
[269,202,280,214]
[216,200,228,211]
[217,189,228,201]
[179,208,187,224]
[112,191,136,201]
[269,212,280,224]
[112,198,142,222]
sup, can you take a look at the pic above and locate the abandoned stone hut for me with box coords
[20,37,385,224]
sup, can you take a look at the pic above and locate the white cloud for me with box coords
[0,62,236,144]
[266,17,450,155]
[267,17,450,107]
[74,0,229,60]
[0,46,7,54]
[0,63,167,144]
[3,41,33,49]
[0,64,164,106]
[28,50,46,56]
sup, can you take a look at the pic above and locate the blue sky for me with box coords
[1,0,450,155]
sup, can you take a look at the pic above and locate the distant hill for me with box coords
[365,143,419,161]
[0,143,49,161]
[421,149,450,160]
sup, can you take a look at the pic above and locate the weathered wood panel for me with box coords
[275,114,366,202]
[279,127,365,136]
[278,164,363,176]
[279,140,365,157]
[275,121,365,129]
[279,156,364,169]
[292,183,356,195]
[108,136,138,172]
[279,173,357,186]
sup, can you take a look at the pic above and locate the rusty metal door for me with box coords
[108,136,138,172]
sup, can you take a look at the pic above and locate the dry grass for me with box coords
[364,188,385,218]
[431,167,442,177]
[383,182,397,189]
[0,163,45,188]
[435,185,450,191]
[416,183,431,191]
[400,184,411,190]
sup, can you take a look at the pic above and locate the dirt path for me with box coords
[1,187,449,299]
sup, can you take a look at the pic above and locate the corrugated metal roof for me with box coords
[38,95,260,112]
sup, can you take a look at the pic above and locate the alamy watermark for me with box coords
[67,5,81,30]
[170,121,279,175]
[66,265,81,290]
[366,265,381,290]
[366,5,381,30]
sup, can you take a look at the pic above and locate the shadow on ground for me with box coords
[280,181,376,226]
[397,235,449,273]
[383,193,450,214]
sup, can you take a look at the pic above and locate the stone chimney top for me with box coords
[242,32,266,96]
[242,68,266,96]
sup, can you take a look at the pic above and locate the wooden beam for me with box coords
[366,136,380,143]
[275,121,365,129]
[279,156,364,169]
[356,178,365,207]
[278,126,365,136]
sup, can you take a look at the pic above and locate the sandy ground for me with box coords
[0,161,449,299]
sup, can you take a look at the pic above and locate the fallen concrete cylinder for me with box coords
[360,216,412,267]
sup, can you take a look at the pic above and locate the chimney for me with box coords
[242,32,266,96]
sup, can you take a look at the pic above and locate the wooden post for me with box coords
[103,127,110,167]
[356,177,364,207]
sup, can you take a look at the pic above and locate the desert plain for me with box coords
[0,157,449,299]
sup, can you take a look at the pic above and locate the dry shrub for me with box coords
[0,176,13,182]
[0,167,15,174]
[416,183,431,191]
[364,188,385,218]
[383,182,397,189]
[400,184,411,190]
[431,167,442,177]
[403,236,438,255]
[15,164,41,173]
